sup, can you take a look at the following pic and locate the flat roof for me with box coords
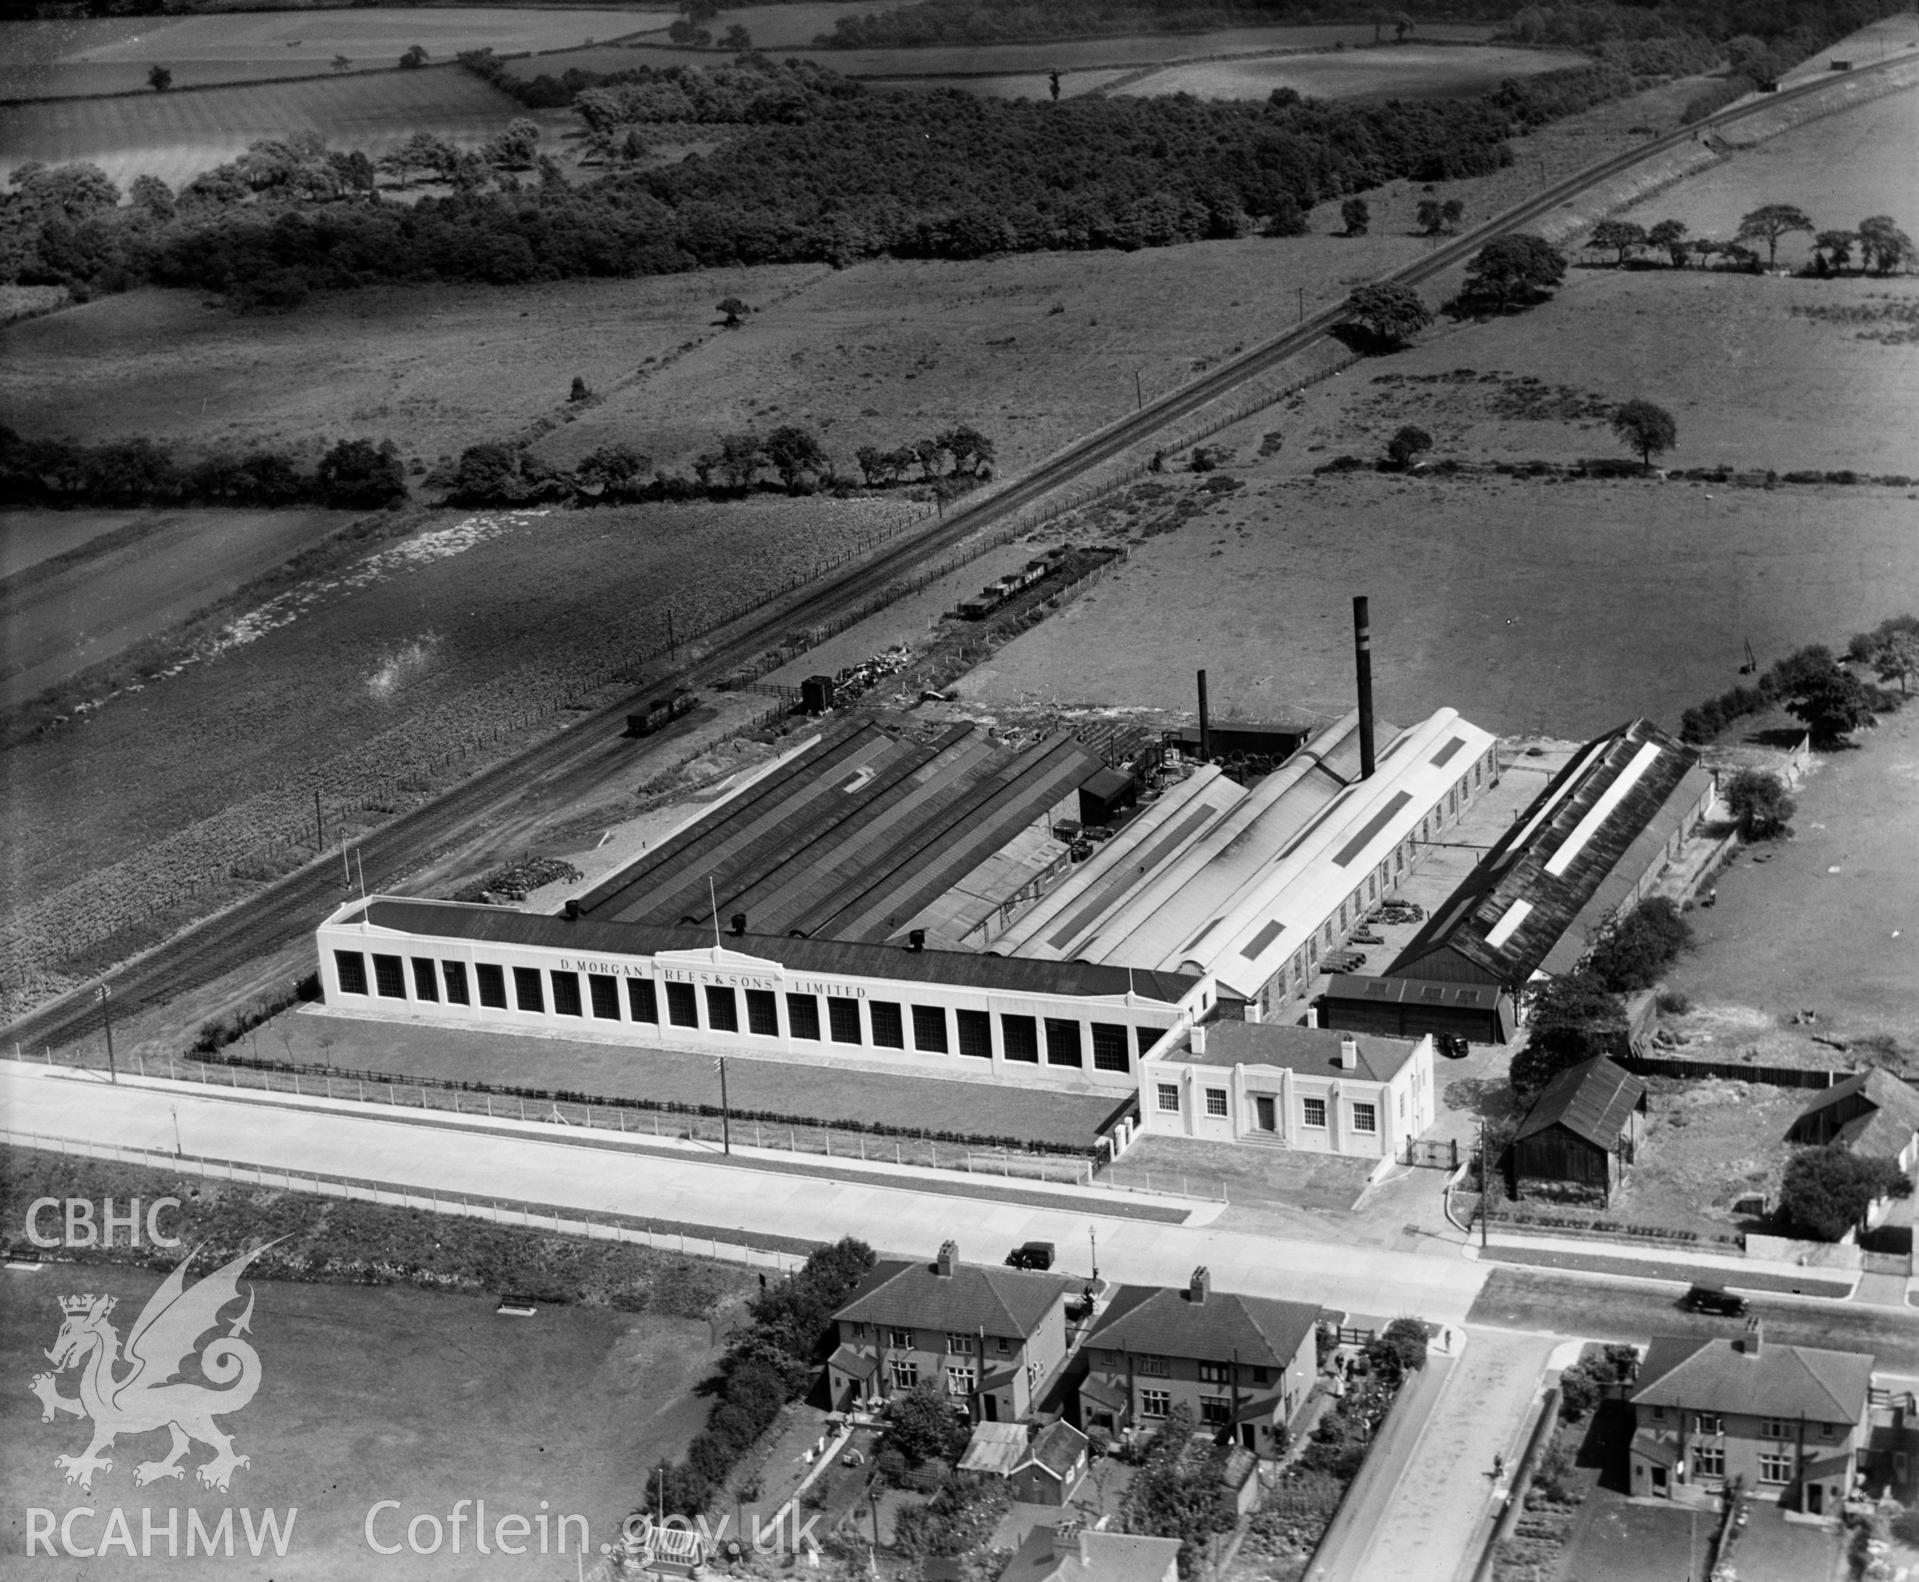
[330,898,1200,1003]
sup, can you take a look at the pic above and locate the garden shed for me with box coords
[1788,1070,1919,1172]
[1512,1055,1648,1204]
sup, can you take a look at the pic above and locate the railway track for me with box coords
[7,52,1912,1057]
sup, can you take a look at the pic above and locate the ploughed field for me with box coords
[1112,43,1588,102]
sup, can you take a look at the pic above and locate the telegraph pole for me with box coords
[96,983,116,1084]
[1134,370,1143,411]
[716,1055,731,1155]
[1478,1118,1490,1249]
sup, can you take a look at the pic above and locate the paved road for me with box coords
[0,1062,1491,1325]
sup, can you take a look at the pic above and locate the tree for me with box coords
[331,55,351,74]
[1394,12,1414,42]
[716,296,749,327]
[1366,1318,1428,1384]
[938,424,994,475]
[1442,198,1463,230]
[1416,197,1444,236]
[128,174,175,222]
[762,425,828,493]
[1858,215,1916,276]
[147,64,172,92]
[721,23,752,51]
[399,45,429,70]
[1512,972,1627,1097]
[376,131,457,187]
[1648,219,1688,267]
[853,445,887,487]
[485,118,540,170]
[1385,424,1432,470]
[1588,218,1646,266]
[714,432,763,489]
[1585,896,1690,992]
[1874,632,1919,696]
[1723,767,1795,840]
[1780,1146,1909,1242]
[1734,203,1813,270]
[317,439,406,508]
[1812,229,1856,273]
[1463,233,1567,308]
[1610,398,1677,470]
[1771,648,1874,745]
[886,1386,965,1466]
[1342,282,1432,350]
[1340,197,1370,236]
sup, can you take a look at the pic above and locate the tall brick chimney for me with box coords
[936,1240,958,1278]
[1189,1266,1211,1304]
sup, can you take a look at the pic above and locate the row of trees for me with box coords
[0,426,407,510]
[1342,232,1569,349]
[1587,210,1915,274]
[1678,643,1879,747]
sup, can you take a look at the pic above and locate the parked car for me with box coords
[1680,1284,1749,1317]
[1006,1241,1056,1270]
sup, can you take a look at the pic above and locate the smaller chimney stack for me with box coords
[1743,1318,1763,1356]
[1339,1036,1359,1071]
[1191,1025,1207,1057]
[936,1240,958,1278]
[1189,1266,1211,1304]
[908,928,927,953]
[563,898,581,920]
[1353,596,1376,781]
[1197,669,1211,763]
[729,912,747,937]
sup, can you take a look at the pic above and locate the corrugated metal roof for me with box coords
[1083,1283,1318,1370]
[958,1422,1030,1476]
[338,899,1198,1002]
[1513,1056,1646,1148]
[1632,1335,1871,1423]
[1389,720,1712,988]
[835,1255,1078,1338]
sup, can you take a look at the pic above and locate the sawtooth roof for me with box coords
[1632,1333,1873,1424]
[1084,1281,1319,1369]
[835,1255,1077,1339]
[1514,1056,1647,1149]
[1388,719,1712,988]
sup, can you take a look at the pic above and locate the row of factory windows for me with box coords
[333,949,1152,1071]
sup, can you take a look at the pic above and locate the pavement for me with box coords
[0,1060,1492,1326]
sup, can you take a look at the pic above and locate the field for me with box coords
[0,66,543,191]
[2,507,356,706]
[1114,43,1588,103]
[1,1262,720,1579]
[0,7,669,99]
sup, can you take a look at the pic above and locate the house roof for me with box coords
[1794,1070,1919,1157]
[959,1422,1031,1477]
[997,1526,1181,1582]
[1388,719,1711,987]
[1630,1426,1683,1470]
[1019,1421,1089,1480]
[1084,1282,1319,1370]
[835,1254,1077,1339]
[1631,1334,1873,1424]
[827,1344,880,1381]
[1167,1021,1424,1085]
[1514,1056,1647,1149]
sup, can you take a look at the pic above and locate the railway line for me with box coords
[6,51,1913,1058]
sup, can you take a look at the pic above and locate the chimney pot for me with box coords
[1191,1025,1207,1056]
[1189,1266,1210,1304]
[563,898,581,920]
[1743,1318,1762,1356]
[1339,1036,1358,1070]
[908,928,927,953]
[936,1240,958,1277]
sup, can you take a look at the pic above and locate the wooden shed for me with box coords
[1512,1056,1648,1205]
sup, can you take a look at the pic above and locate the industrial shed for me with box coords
[1385,719,1714,1013]
[1315,973,1514,1045]
[1512,1056,1648,1204]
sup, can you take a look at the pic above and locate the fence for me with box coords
[1404,1138,1461,1170]
[0,1127,810,1274]
[1614,1052,1847,1090]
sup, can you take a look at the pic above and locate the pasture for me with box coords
[0,1260,723,1580]
[0,7,669,100]
[0,67,538,191]
[1114,43,1588,102]
[1,507,356,707]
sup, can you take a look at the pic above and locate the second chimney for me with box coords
[1742,1318,1763,1356]
[1339,1036,1359,1071]
[936,1240,958,1278]
[1191,1025,1207,1056]
[729,912,747,937]
[1353,596,1376,780]
[1189,1266,1211,1304]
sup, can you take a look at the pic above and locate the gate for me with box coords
[1404,1138,1460,1169]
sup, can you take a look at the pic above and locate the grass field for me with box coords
[1115,43,1588,102]
[1,1263,720,1578]
[1,507,356,706]
[0,66,540,190]
[0,7,669,99]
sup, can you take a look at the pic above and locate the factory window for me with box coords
[1044,1018,1082,1067]
[1323,920,1335,947]
[870,1001,905,1049]
[1205,1088,1228,1118]
[334,950,368,995]
[1367,873,1377,900]
[512,967,544,1014]
[1447,788,1458,816]
[1137,1025,1162,1059]
[411,958,440,1002]
[1091,1023,1130,1072]
[828,996,862,1044]
[745,989,779,1037]
[1001,1015,1040,1063]
[589,974,622,1020]
[955,1009,992,1059]
[476,963,508,1009]
[1474,759,1484,787]
[665,982,699,1028]
[787,993,821,1041]
[628,978,659,1023]
[441,961,470,1005]
[705,985,738,1033]
[551,970,583,1017]
[1351,1102,1377,1134]
[912,1006,948,1054]
[373,954,407,999]
[1302,1097,1327,1129]
[1337,900,1348,930]
[1157,1084,1180,1113]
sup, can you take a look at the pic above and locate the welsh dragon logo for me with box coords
[29,1243,277,1493]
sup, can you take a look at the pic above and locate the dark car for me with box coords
[1680,1284,1749,1317]
[1006,1242,1056,1271]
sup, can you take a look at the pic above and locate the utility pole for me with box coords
[1089,1225,1099,1283]
[716,1055,731,1155]
[171,1105,183,1158]
[1134,369,1143,411]
[1478,1118,1490,1250]
[314,787,325,852]
[1297,285,1305,324]
[96,983,116,1084]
